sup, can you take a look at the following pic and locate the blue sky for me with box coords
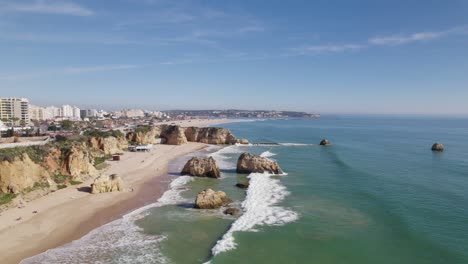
[0,0,467,115]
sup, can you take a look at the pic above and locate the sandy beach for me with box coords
[0,119,234,264]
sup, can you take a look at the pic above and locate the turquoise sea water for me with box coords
[23,117,468,264]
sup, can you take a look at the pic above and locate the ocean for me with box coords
[22,116,468,264]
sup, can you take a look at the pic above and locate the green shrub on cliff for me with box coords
[134,126,152,134]
[0,145,51,163]
[84,129,124,138]
[0,193,17,205]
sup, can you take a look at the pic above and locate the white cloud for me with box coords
[295,25,468,55]
[293,44,365,55]
[2,0,93,16]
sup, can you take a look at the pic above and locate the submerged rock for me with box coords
[224,207,241,216]
[236,152,283,174]
[194,189,232,209]
[431,143,444,152]
[235,182,249,189]
[91,174,124,194]
[181,157,221,178]
[319,139,330,146]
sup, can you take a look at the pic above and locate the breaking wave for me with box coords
[20,176,194,264]
[210,150,298,256]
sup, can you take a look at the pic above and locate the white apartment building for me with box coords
[44,106,61,119]
[0,97,30,126]
[29,105,46,121]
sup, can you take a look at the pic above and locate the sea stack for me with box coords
[91,174,124,194]
[236,152,284,174]
[319,139,330,146]
[181,157,221,178]
[431,143,444,152]
[194,189,232,209]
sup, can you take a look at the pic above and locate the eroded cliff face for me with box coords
[184,127,239,144]
[0,154,50,194]
[89,136,128,155]
[126,127,162,144]
[160,125,188,145]
[0,143,101,194]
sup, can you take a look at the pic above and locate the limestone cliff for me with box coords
[126,126,162,144]
[91,174,124,194]
[160,125,188,145]
[89,136,128,155]
[0,154,50,194]
[184,127,249,145]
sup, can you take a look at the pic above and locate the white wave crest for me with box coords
[260,150,276,158]
[210,172,298,256]
[208,145,246,170]
[279,143,313,146]
[21,176,194,264]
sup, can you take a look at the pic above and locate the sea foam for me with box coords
[20,176,194,264]
[210,159,298,256]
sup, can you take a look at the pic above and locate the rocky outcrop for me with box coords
[61,145,98,180]
[0,154,50,194]
[235,182,249,189]
[126,126,162,145]
[431,143,444,152]
[181,157,221,178]
[194,189,232,209]
[236,153,284,174]
[320,139,330,146]
[224,207,241,216]
[91,174,124,194]
[236,138,250,145]
[184,127,248,145]
[159,125,187,145]
[89,136,128,155]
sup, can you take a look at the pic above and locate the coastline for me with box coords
[0,118,238,264]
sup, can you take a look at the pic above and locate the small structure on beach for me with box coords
[129,144,153,152]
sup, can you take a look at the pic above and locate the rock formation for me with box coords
[91,174,124,194]
[184,127,249,145]
[236,152,284,174]
[61,145,98,180]
[160,125,188,145]
[431,143,444,152]
[319,139,330,146]
[235,182,249,189]
[194,189,232,209]
[224,207,241,216]
[181,157,221,178]
[89,136,128,155]
[0,154,50,194]
[126,126,162,145]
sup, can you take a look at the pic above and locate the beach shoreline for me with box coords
[0,118,238,264]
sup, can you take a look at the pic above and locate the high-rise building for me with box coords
[44,106,60,119]
[61,105,74,117]
[0,97,30,126]
[29,105,45,121]
[72,106,81,120]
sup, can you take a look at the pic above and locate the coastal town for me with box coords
[0,97,319,139]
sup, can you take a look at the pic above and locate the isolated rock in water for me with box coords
[236,138,250,145]
[235,182,249,189]
[224,207,241,216]
[181,157,220,178]
[236,152,284,174]
[160,125,188,145]
[319,139,330,146]
[194,189,232,209]
[91,174,124,194]
[431,143,444,152]
[184,127,240,145]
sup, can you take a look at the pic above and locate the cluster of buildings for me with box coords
[0,97,171,132]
